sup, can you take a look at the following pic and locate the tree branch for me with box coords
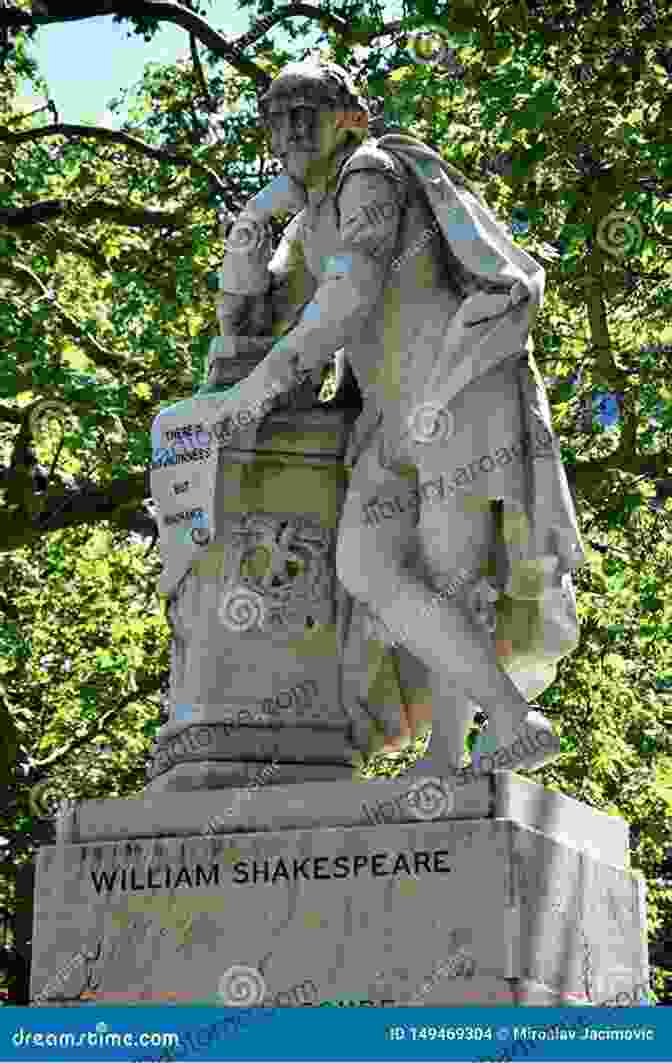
[572,451,672,499]
[33,225,112,277]
[0,3,408,83]
[0,262,128,371]
[25,676,163,776]
[0,470,153,550]
[0,196,188,230]
[0,405,24,425]
[189,30,214,112]
[232,5,404,53]
[0,1,272,88]
[0,121,228,198]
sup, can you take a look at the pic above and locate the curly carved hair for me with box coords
[257,59,370,140]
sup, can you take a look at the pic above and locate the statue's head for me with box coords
[258,59,370,186]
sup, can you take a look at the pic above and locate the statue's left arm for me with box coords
[227,169,405,411]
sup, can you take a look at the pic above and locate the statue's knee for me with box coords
[336,532,371,601]
[336,534,389,602]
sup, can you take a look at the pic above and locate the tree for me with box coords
[0,0,670,1005]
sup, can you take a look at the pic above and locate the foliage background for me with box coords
[0,0,670,1006]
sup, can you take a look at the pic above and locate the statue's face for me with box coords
[265,93,349,185]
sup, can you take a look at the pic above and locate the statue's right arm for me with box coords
[257,211,317,342]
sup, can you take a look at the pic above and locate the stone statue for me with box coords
[162,58,586,784]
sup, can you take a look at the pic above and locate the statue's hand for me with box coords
[463,282,529,325]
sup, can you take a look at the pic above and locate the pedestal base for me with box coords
[31,772,648,1008]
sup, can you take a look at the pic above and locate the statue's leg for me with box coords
[336,432,548,777]
[404,677,479,779]
[390,579,479,775]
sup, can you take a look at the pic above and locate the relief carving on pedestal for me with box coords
[218,514,334,633]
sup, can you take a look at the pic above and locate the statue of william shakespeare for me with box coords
[194,58,586,780]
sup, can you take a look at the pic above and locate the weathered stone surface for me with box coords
[32,773,646,1008]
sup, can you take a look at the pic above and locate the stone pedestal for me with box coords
[148,400,380,791]
[30,772,648,1007]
